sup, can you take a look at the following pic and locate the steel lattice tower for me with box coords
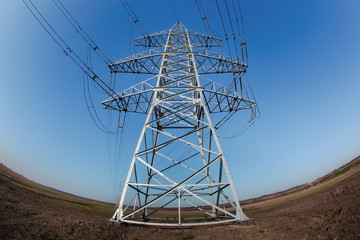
[103,22,258,226]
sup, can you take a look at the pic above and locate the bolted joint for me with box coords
[116,208,124,220]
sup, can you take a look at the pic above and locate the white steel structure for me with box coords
[104,22,258,226]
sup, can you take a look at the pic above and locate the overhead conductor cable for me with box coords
[23,0,116,97]
[51,0,113,66]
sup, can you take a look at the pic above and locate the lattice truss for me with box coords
[104,22,258,226]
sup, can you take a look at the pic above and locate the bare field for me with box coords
[1,156,359,239]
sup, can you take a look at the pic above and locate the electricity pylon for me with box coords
[104,22,258,226]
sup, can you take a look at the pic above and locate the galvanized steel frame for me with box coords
[105,22,255,226]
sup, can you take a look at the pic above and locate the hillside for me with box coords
[1,156,359,239]
[240,156,360,205]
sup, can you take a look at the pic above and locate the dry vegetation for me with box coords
[1,156,359,239]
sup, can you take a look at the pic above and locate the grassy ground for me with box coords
[0,156,359,239]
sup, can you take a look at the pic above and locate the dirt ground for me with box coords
[0,157,359,240]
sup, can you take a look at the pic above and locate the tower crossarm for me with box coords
[101,80,154,113]
[202,89,255,113]
[202,80,256,113]
[110,49,247,75]
[109,49,163,74]
[195,50,247,74]
[101,78,256,114]
[134,29,222,48]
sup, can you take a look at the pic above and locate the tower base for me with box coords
[233,218,254,226]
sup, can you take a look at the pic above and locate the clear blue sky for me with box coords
[0,0,359,203]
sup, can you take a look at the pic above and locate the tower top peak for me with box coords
[170,21,186,31]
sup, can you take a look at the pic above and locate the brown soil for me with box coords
[0,156,359,240]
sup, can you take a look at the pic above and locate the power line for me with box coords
[211,1,259,137]
[83,47,113,134]
[119,0,148,37]
[23,0,116,98]
[51,0,113,66]
[23,0,121,138]
[195,0,210,34]
[215,0,238,92]
[214,0,231,57]
[129,17,135,54]
[236,0,248,64]
[224,0,240,61]
[83,72,111,133]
